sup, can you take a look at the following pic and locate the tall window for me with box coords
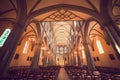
[115,44,120,54]
[23,41,29,54]
[64,47,67,53]
[0,28,11,47]
[96,38,104,54]
[60,46,64,54]
[57,46,59,53]
[82,50,85,59]
[118,25,120,29]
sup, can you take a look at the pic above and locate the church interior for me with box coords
[0,0,120,80]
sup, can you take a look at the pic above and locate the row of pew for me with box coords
[65,66,120,80]
[96,66,120,74]
[0,66,60,80]
[1,66,120,80]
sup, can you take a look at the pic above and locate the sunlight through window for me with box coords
[82,50,85,58]
[96,39,104,54]
[23,41,29,54]
[115,44,120,54]
[0,28,11,47]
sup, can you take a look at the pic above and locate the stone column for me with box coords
[0,23,25,76]
[31,44,41,69]
[67,54,70,66]
[100,0,120,54]
[104,24,120,54]
[83,40,96,70]
[71,54,75,66]
[71,54,74,66]
[43,55,47,67]
[68,54,71,66]
[52,55,56,66]
[100,0,120,49]
[50,55,53,66]
[73,54,76,66]
[69,54,72,66]
[77,49,82,67]
[108,24,120,45]
[48,54,50,66]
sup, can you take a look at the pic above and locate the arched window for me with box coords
[82,50,85,59]
[0,28,11,47]
[115,44,120,54]
[118,25,120,29]
[60,46,63,54]
[23,41,29,54]
[96,37,104,54]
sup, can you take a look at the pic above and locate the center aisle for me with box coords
[57,67,70,80]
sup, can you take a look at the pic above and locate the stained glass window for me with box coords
[0,28,11,47]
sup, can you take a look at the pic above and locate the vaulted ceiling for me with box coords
[0,0,120,54]
[0,0,120,21]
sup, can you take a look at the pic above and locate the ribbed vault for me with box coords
[0,0,120,55]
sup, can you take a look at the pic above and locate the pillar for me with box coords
[108,24,120,46]
[31,44,41,69]
[69,54,72,66]
[67,54,70,66]
[71,54,75,66]
[48,54,50,66]
[70,54,72,66]
[52,55,56,66]
[104,24,120,55]
[77,49,82,67]
[100,0,120,55]
[0,23,25,76]
[83,40,96,70]
[73,54,76,66]
[50,55,53,66]
[43,55,47,67]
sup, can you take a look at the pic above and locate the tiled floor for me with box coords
[57,67,70,80]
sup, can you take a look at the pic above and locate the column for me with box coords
[0,23,25,76]
[43,55,47,67]
[71,54,74,66]
[108,24,120,45]
[50,57,53,66]
[71,54,75,66]
[48,54,50,66]
[104,24,120,54]
[52,55,56,66]
[67,54,70,66]
[77,49,82,67]
[73,54,76,66]
[50,55,53,66]
[31,44,41,69]
[69,54,72,66]
[100,0,120,48]
[74,53,78,66]
[100,0,120,54]
[46,54,49,66]
[83,40,96,70]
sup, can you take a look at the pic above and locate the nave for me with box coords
[0,0,120,80]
